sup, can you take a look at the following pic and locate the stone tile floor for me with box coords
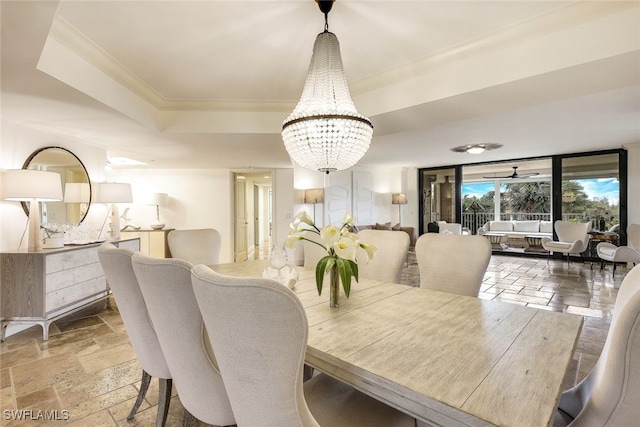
[0,253,628,426]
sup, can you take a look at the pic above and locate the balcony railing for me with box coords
[461,212,591,234]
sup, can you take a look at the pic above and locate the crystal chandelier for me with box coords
[282,0,373,174]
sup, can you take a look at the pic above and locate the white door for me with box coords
[235,179,248,262]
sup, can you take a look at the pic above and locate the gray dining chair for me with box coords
[190,264,416,427]
[97,243,172,427]
[356,229,410,283]
[415,233,491,297]
[167,228,221,265]
[554,264,640,426]
[131,253,235,427]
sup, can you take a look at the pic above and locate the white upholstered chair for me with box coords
[596,224,640,276]
[554,264,640,426]
[130,253,235,427]
[303,230,327,270]
[167,228,221,265]
[541,221,591,264]
[356,229,410,283]
[437,221,462,235]
[97,243,172,427]
[415,233,491,297]
[190,265,416,427]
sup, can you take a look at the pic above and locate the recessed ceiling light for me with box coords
[450,143,503,154]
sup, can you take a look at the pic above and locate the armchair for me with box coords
[597,224,640,276]
[541,221,591,265]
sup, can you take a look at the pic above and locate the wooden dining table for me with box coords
[212,260,584,427]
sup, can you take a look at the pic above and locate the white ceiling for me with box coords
[1,1,639,171]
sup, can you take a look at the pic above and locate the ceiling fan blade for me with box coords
[482,166,540,179]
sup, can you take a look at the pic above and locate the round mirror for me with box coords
[22,147,91,225]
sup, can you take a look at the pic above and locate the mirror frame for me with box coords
[21,146,92,224]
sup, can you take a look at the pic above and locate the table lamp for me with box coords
[64,182,91,221]
[2,169,63,251]
[148,192,168,230]
[93,182,133,241]
[392,193,407,225]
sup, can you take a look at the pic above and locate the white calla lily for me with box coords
[334,237,357,262]
[359,242,377,261]
[320,225,341,247]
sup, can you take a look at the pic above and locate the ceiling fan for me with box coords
[484,166,540,179]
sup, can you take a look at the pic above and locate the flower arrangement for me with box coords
[286,211,377,302]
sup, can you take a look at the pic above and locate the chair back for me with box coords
[191,265,318,426]
[97,243,170,379]
[558,264,640,425]
[437,221,462,235]
[303,230,327,270]
[130,253,235,426]
[356,229,409,283]
[627,223,640,251]
[167,228,221,265]
[554,221,590,247]
[415,233,491,297]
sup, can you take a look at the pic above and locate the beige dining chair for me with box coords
[303,229,327,270]
[541,221,591,265]
[130,253,235,427]
[356,229,410,283]
[97,243,172,427]
[190,265,416,427]
[596,223,640,276]
[554,264,640,426]
[167,228,221,265]
[415,233,491,297]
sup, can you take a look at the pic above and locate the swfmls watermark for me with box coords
[3,409,70,421]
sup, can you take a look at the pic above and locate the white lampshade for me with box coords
[148,192,168,207]
[282,8,373,174]
[93,182,132,203]
[304,189,324,204]
[392,193,407,205]
[2,169,63,251]
[64,182,90,203]
[2,169,63,201]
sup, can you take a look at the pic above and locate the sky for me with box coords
[462,178,620,204]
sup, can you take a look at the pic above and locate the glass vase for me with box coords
[329,264,340,308]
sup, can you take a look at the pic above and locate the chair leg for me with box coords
[128,369,152,420]
[600,259,605,271]
[156,378,172,427]
[612,262,617,277]
[303,364,314,381]
[183,409,198,427]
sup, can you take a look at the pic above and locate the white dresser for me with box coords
[0,238,139,341]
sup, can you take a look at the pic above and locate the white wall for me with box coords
[625,142,640,225]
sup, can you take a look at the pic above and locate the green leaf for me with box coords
[337,258,352,298]
[315,256,335,296]
[349,259,359,282]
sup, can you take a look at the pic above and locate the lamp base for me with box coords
[150,222,165,230]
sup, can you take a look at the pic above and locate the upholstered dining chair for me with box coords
[415,233,491,297]
[356,229,410,283]
[541,221,591,265]
[554,264,640,426]
[303,229,327,270]
[167,228,221,265]
[97,243,172,427]
[597,223,640,276]
[190,265,416,427]
[130,253,235,427]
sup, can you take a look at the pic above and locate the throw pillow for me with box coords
[392,223,401,230]
[375,222,392,230]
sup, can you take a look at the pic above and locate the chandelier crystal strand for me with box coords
[282,31,373,174]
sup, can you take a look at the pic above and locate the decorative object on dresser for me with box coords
[93,182,133,241]
[0,238,140,341]
[148,192,168,230]
[2,169,63,251]
[391,193,407,225]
